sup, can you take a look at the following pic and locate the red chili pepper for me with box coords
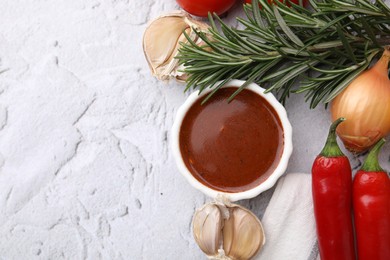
[311,118,356,260]
[353,138,390,260]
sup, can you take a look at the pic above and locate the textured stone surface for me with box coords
[0,0,389,259]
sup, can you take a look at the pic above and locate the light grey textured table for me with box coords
[0,0,389,259]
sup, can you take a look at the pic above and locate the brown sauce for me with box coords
[179,87,284,193]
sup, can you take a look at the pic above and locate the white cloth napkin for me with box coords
[256,173,318,260]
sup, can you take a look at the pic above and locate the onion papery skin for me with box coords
[331,47,390,153]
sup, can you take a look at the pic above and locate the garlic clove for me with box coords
[193,203,222,256]
[223,206,265,260]
[142,11,210,81]
[143,17,188,71]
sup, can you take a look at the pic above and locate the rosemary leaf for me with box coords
[273,7,304,47]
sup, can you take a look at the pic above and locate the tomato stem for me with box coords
[320,117,345,157]
[361,138,386,172]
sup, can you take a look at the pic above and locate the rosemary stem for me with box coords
[178,0,390,108]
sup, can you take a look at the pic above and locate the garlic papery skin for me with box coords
[192,202,265,260]
[331,46,390,153]
[142,11,209,81]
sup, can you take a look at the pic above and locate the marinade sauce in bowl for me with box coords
[172,80,292,201]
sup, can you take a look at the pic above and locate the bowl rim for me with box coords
[171,79,293,202]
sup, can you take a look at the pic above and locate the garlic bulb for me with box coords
[142,11,210,81]
[331,46,390,153]
[193,202,265,260]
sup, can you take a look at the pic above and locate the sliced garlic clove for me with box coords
[193,203,223,257]
[142,11,210,81]
[224,206,265,260]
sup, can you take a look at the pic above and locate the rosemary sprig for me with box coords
[176,0,390,108]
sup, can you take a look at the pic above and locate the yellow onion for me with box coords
[331,46,390,153]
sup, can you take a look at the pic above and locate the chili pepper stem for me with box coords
[361,139,386,172]
[320,117,345,157]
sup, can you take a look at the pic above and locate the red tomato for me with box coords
[177,0,237,17]
[244,0,307,6]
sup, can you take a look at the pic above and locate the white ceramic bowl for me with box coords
[171,80,293,202]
